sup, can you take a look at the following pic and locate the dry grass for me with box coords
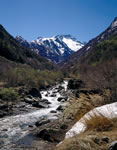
[56,91,117,150]
[56,107,117,150]
[82,111,113,132]
[56,118,117,150]
[61,93,94,123]
[56,135,101,150]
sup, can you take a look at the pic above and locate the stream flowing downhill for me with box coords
[0,81,68,150]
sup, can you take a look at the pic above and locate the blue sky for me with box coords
[0,0,117,42]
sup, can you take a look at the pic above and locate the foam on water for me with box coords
[0,81,68,149]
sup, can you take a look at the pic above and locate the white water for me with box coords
[0,81,68,149]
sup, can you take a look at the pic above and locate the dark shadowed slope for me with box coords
[0,24,55,70]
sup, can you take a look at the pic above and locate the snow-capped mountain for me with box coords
[16,35,84,63]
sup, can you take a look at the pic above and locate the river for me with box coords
[0,81,68,150]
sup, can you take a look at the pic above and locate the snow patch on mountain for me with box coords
[63,37,84,52]
[111,17,117,28]
[16,35,84,63]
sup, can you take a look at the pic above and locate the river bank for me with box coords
[1,79,116,150]
[0,81,70,150]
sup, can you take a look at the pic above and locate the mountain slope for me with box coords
[62,17,117,71]
[16,35,84,63]
[0,25,55,70]
[0,25,64,89]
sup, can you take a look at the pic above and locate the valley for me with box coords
[0,16,117,150]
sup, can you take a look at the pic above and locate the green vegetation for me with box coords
[0,58,63,89]
[6,67,63,89]
[0,24,55,70]
[0,25,64,90]
[56,34,117,150]
[87,35,117,65]
[63,34,117,103]
[0,88,19,101]
[63,34,117,77]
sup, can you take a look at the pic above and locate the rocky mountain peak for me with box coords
[110,17,117,29]
[16,35,30,48]
[16,35,27,42]
[16,34,84,63]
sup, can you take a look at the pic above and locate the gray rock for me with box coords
[35,119,50,127]
[41,99,51,104]
[57,97,64,102]
[93,137,100,144]
[52,91,57,94]
[50,110,57,113]
[68,79,85,89]
[56,105,63,111]
[37,128,60,142]
[26,95,33,99]
[28,124,33,128]
[109,141,117,150]
[32,102,49,108]
[28,88,42,98]
[60,124,68,129]
[57,96,68,102]
[45,94,48,97]
[0,103,8,110]
[102,137,109,143]
[24,97,34,104]
[50,94,56,97]
[0,139,4,146]
[0,110,7,118]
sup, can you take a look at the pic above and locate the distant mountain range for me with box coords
[16,35,84,63]
[0,17,117,71]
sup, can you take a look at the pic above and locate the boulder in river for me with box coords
[50,94,56,97]
[57,96,68,102]
[41,99,51,104]
[0,110,8,118]
[32,101,49,108]
[68,79,85,89]
[24,97,41,104]
[45,94,49,97]
[60,124,68,130]
[0,139,4,146]
[28,88,42,98]
[50,110,57,113]
[56,105,64,111]
[37,128,60,142]
[24,97,34,104]
[0,103,8,110]
[35,119,50,127]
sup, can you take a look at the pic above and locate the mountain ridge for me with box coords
[0,24,55,70]
[16,34,84,63]
[61,17,117,67]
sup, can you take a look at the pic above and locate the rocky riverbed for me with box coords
[0,81,69,150]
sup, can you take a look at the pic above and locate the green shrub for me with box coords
[5,67,63,89]
[0,88,19,101]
